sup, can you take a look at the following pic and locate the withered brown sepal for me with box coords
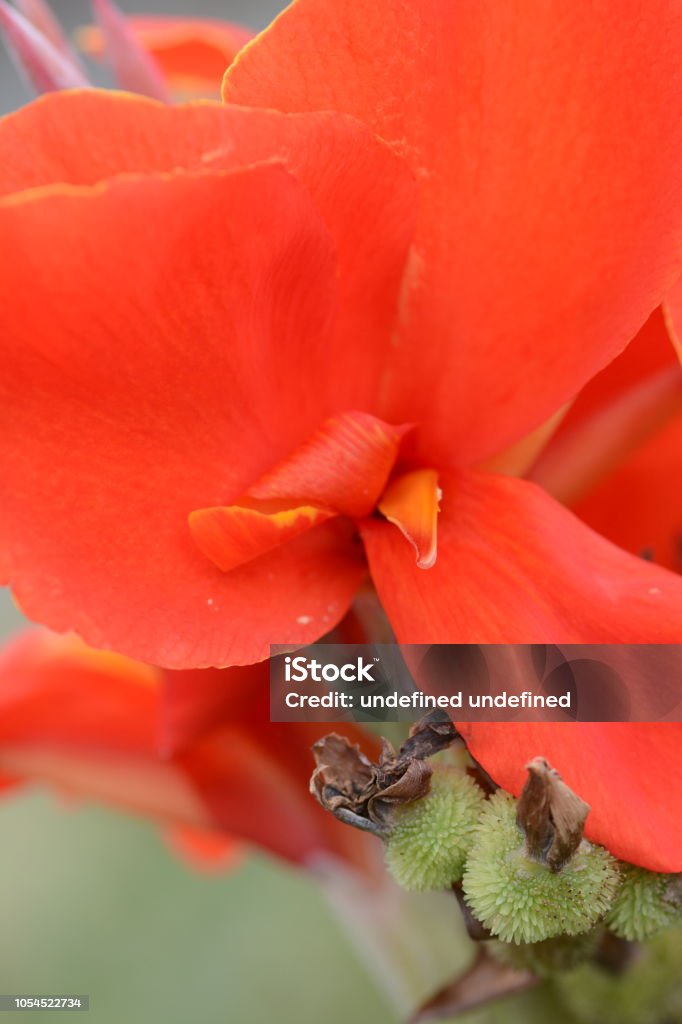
[310,711,458,835]
[516,757,589,872]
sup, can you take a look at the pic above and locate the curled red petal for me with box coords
[571,411,682,573]
[531,308,682,503]
[189,411,407,570]
[377,468,440,569]
[247,411,408,518]
[189,504,334,574]
[530,365,682,506]
[361,470,682,643]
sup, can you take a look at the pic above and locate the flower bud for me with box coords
[607,867,682,941]
[554,928,682,1024]
[385,765,484,891]
[462,792,619,944]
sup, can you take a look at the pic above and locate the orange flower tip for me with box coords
[0,0,89,92]
[377,468,440,570]
[188,503,334,574]
[91,0,171,102]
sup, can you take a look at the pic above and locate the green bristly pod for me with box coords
[553,927,682,1024]
[462,792,620,944]
[490,929,602,978]
[607,866,682,941]
[384,765,485,892]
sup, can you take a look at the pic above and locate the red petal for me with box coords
[189,411,406,571]
[530,308,682,503]
[550,307,680,434]
[377,468,440,569]
[571,411,682,573]
[361,470,682,642]
[226,0,682,465]
[189,504,334,574]
[0,630,159,749]
[247,411,408,518]
[530,365,682,506]
[457,722,682,871]
[91,0,170,101]
[0,90,414,417]
[79,15,252,94]
[0,168,366,667]
[160,664,261,755]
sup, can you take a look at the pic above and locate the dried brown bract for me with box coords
[516,756,589,871]
[310,711,458,835]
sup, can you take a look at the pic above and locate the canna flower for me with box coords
[0,627,375,872]
[0,0,682,670]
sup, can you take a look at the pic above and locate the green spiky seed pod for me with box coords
[554,927,682,1024]
[490,930,602,978]
[384,766,485,892]
[607,866,682,941]
[462,792,619,944]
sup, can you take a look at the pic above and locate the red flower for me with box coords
[1,1,682,669]
[0,628,375,872]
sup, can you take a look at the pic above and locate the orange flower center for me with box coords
[188,410,441,573]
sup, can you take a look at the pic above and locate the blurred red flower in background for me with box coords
[79,13,252,96]
[0,628,376,873]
